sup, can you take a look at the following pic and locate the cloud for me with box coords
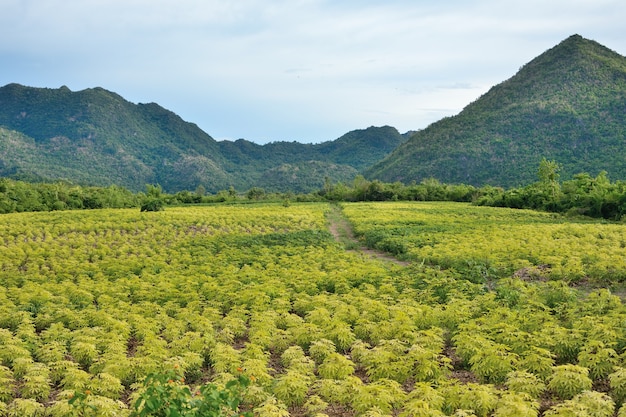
[1,0,625,143]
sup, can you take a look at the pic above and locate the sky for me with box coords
[1,1,625,144]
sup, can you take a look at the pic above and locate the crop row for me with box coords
[342,201,626,283]
[0,202,625,416]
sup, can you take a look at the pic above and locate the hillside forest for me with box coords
[1,158,626,221]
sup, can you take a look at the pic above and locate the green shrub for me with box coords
[547,365,593,400]
[317,353,355,380]
[544,391,615,417]
[71,368,251,417]
[140,197,164,212]
[610,367,626,405]
[505,371,545,399]
[577,340,618,381]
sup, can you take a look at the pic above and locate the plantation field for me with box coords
[343,201,626,284]
[0,202,625,416]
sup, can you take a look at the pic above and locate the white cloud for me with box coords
[1,0,625,143]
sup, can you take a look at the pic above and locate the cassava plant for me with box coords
[492,392,539,417]
[610,367,626,406]
[547,364,593,400]
[350,379,406,415]
[0,365,15,403]
[6,398,45,417]
[317,352,355,380]
[505,370,545,399]
[70,367,252,417]
[272,370,312,407]
[577,340,618,381]
[544,390,615,417]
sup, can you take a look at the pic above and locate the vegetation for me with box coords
[0,201,625,416]
[2,33,626,417]
[3,156,626,225]
[0,177,138,213]
[0,84,405,193]
[341,201,626,284]
[367,35,626,187]
[476,159,626,221]
[3,35,626,195]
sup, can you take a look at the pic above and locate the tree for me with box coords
[194,185,206,198]
[140,184,165,212]
[246,187,266,200]
[537,158,562,200]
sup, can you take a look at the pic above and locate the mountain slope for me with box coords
[218,125,406,190]
[0,84,232,191]
[0,84,405,192]
[365,35,626,186]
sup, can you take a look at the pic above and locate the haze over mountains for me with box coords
[1,34,625,193]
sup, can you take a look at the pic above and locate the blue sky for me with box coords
[1,0,625,144]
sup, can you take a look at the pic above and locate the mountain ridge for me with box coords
[2,34,626,192]
[0,83,406,192]
[365,34,626,186]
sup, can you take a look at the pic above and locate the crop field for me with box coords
[343,201,626,284]
[0,202,625,416]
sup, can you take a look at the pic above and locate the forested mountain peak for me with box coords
[0,84,404,192]
[366,35,626,187]
[465,34,626,114]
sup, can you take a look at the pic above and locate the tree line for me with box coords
[1,159,625,220]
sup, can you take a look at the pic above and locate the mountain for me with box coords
[0,84,231,191]
[365,35,626,187]
[0,83,406,192]
[217,125,406,192]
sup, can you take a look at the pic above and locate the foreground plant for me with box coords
[70,368,252,417]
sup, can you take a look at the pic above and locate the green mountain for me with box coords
[217,125,406,192]
[365,35,626,187]
[0,83,406,192]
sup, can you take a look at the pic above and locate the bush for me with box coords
[544,391,615,417]
[505,370,545,399]
[140,197,164,212]
[610,367,626,405]
[547,365,593,400]
[71,368,251,417]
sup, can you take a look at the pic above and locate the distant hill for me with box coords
[365,35,626,187]
[0,83,406,192]
[217,125,406,192]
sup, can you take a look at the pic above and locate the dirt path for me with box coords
[326,204,410,267]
